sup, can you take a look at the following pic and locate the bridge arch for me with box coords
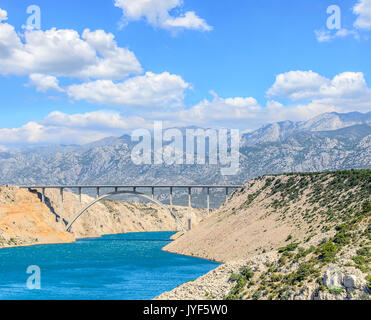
[65,190,187,233]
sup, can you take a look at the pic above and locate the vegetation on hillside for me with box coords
[224,170,370,300]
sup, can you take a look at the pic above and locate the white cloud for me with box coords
[315,28,359,42]
[42,110,150,130]
[1,68,371,146]
[67,71,190,108]
[178,94,261,122]
[114,0,212,31]
[354,0,371,30]
[0,9,142,79]
[29,73,63,92]
[0,8,7,22]
[267,71,370,100]
[0,111,152,145]
[153,71,371,129]
[150,92,269,129]
[267,71,329,100]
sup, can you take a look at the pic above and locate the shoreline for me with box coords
[0,239,75,250]
[161,247,224,264]
[0,229,181,250]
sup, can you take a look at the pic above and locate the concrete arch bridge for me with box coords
[20,185,242,233]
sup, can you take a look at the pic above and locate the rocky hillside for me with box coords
[240,111,371,146]
[0,186,74,247]
[158,170,371,300]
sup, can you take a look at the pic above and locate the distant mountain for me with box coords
[0,112,369,206]
[241,111,371,147]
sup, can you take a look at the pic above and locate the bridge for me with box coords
[20,185,242,233]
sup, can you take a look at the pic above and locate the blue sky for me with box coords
[0,0,370,146]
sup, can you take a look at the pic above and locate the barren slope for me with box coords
[0,186,74,247]
[164,171,370,262]
[159,170,371,300]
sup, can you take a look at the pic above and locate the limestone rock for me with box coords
[323,265,343,289]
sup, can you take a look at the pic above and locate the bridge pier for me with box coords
[206,187,210,215]
[59,187,64,218]
[96,187,100,199]
[226,187,229,202]
[41,187,45,203]
[78,187,82,205]
[188,187,192,231]
[170,187,173,207]
[151,187,155,199]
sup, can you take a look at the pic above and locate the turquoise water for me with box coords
[0,232,219,300]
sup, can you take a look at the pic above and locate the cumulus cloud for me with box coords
[176,94,261,123]
[267,71,370,101]
[42,110,150,130]
[267,71,329,100]
[0,10,142,79]
[1,68,371,146]
[29,74,63,92]
[154,71,371,129]
[154,96,329,128]
[66,71,190,108]
[0,111,152,146]
[0,8,193,110]
[114,0,212,31]
[262,70,371,123]
[354,0,371,30]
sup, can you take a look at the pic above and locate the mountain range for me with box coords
[0,111,369,205]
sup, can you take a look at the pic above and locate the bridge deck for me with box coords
[19,185,242,189]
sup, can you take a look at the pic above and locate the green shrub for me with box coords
[278,243,299,253]
[229,273,241,282]
[293,263,315,283]
[328,286,343,295]
[357,247,370,257]
[317,242,338,263]
[240,266,254,280]
[230,276,247,296]
[352,255,369,273]
[366,275,371,291]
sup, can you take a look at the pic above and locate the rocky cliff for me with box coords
[0,186,74,247]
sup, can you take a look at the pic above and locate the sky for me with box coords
[0,0,370,146]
